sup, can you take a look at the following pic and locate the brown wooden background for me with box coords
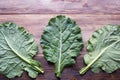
[0,0,120,80]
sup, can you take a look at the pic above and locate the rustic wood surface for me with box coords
[0,0,120,14]
[0,0,120,80]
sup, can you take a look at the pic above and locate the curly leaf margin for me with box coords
[41,15,84,78]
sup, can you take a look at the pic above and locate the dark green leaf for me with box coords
[0,22,43,78]
[40,15,83,77]
[80,25,120,75]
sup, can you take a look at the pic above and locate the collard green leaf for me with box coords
[40,15,84,77]
[0,22,43,78]
[80,25,120,75]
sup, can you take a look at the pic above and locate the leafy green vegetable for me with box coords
[80,25,120,75]
[0,22,43,78]
[40,15,84,78]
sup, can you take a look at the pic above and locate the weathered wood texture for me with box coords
[0,0,120,14]
[0,14,120,80]
[0,0,120,80]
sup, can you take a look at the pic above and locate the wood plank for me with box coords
[0,0,120,14]
[0,14,120,80]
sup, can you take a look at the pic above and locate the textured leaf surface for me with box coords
[41,15,84,77]
[0,22,43,78]
[80,25,120,75]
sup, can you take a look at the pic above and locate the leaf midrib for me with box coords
[58,24,62,74]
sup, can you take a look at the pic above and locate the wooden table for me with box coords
[0,0,120,80]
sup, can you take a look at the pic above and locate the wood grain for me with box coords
[0,0,120,14]
[0,14,120,80]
